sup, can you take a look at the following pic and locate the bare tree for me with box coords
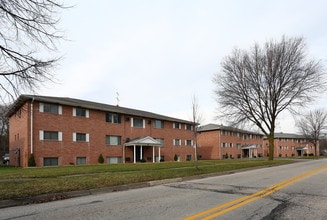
[296,109,327,156]
[0,0,66,102]
[191,94,202,167]
[0,105,9,154]
[213,36,326,160]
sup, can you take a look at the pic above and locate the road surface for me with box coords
[1,159,327,219]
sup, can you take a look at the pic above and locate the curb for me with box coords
[0,162,297,209]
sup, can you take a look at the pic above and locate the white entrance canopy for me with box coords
[124,136,162,163]
[242,144,257,149]
[242,144,258,158]
[124,136,162,147]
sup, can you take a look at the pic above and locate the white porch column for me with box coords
[123,145,125,164]
[140,145,143,160]
[133,145,136,163]
[152,146,155,163]
[158,146,161,163]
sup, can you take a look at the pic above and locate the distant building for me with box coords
[197,124,317,159]
[264,133,317,157]
[197,124,265,159]
[6,95,196,167]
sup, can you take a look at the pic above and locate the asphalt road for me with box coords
[1,159,327,220]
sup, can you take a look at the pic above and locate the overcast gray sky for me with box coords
[38,0,327,133]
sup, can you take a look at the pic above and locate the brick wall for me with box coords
[10,100,195,167]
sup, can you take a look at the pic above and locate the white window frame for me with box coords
[185,140,193,146]
[131,118,145,128]
[39,130,62,141]
[73,133,89,142]
[185,124,193,130]
[173,139,181,146]
[39,102,62,115]
[153,120,164,129]
[73,107,89,118]
[173,122,181,129]
[106,135,122,146]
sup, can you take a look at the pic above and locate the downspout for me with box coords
[30,98,34,154]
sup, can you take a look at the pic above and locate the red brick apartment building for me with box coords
[197,124,265,159]
[6,95,196,167]
[264,133,316,157]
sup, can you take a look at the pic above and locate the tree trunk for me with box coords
[268,134,274,160]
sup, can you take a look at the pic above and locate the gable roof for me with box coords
[6,94,193,124]
[271,132,306,139]
[124,136,162,146]
[197,123,263,136]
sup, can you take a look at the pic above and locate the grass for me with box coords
[0,159,294,200]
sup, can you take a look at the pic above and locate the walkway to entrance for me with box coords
[124,136,162,163]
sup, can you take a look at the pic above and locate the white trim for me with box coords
[86,133,90,142]
[39,103,44,112]
[85,110,89,118]
[73,108,76,116]
[73,133,76,142]
[39,130,44,140]
[58,132,63,141]
[131,117,134,127]
[58,105,62,115]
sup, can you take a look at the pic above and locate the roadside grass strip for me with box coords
[183,165,327,220]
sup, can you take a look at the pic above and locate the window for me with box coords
[186,155,192,161]
[221,142,226,148]
[229,131,233,136]
[185,124,193,130]
[132,118,144,128]
[185,140,193,146]
[40,103,62,114]
[154,120,164,128]
[106,112,121,123]
[73,107,89,118]
[229,143,233,148]
[237,132,240,138]
[106,157,122,164]
[155,138,164,146]
[155,156,164,162]
[173,122,181,129]
[76,157,86,165]
[44,157,58,166]
[73,133,89,142]
[221,130,226,135]
[237,143,241,149]
[173,139,181,146]
[40,131,62,141]
[106,135,122,146]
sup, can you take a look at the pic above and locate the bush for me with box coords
[174,154,178,161]
[98,154,104,164]
[28,154,36,167]
[140,158,146,163]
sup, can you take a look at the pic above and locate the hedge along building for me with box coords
[6,95,196,167]
[197,124,265,159]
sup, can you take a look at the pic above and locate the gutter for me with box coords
[30,97,34,154]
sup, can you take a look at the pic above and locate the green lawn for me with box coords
[0,159,293,200]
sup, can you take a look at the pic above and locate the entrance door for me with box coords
[135,146,142,162]
[242,149,249,158]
